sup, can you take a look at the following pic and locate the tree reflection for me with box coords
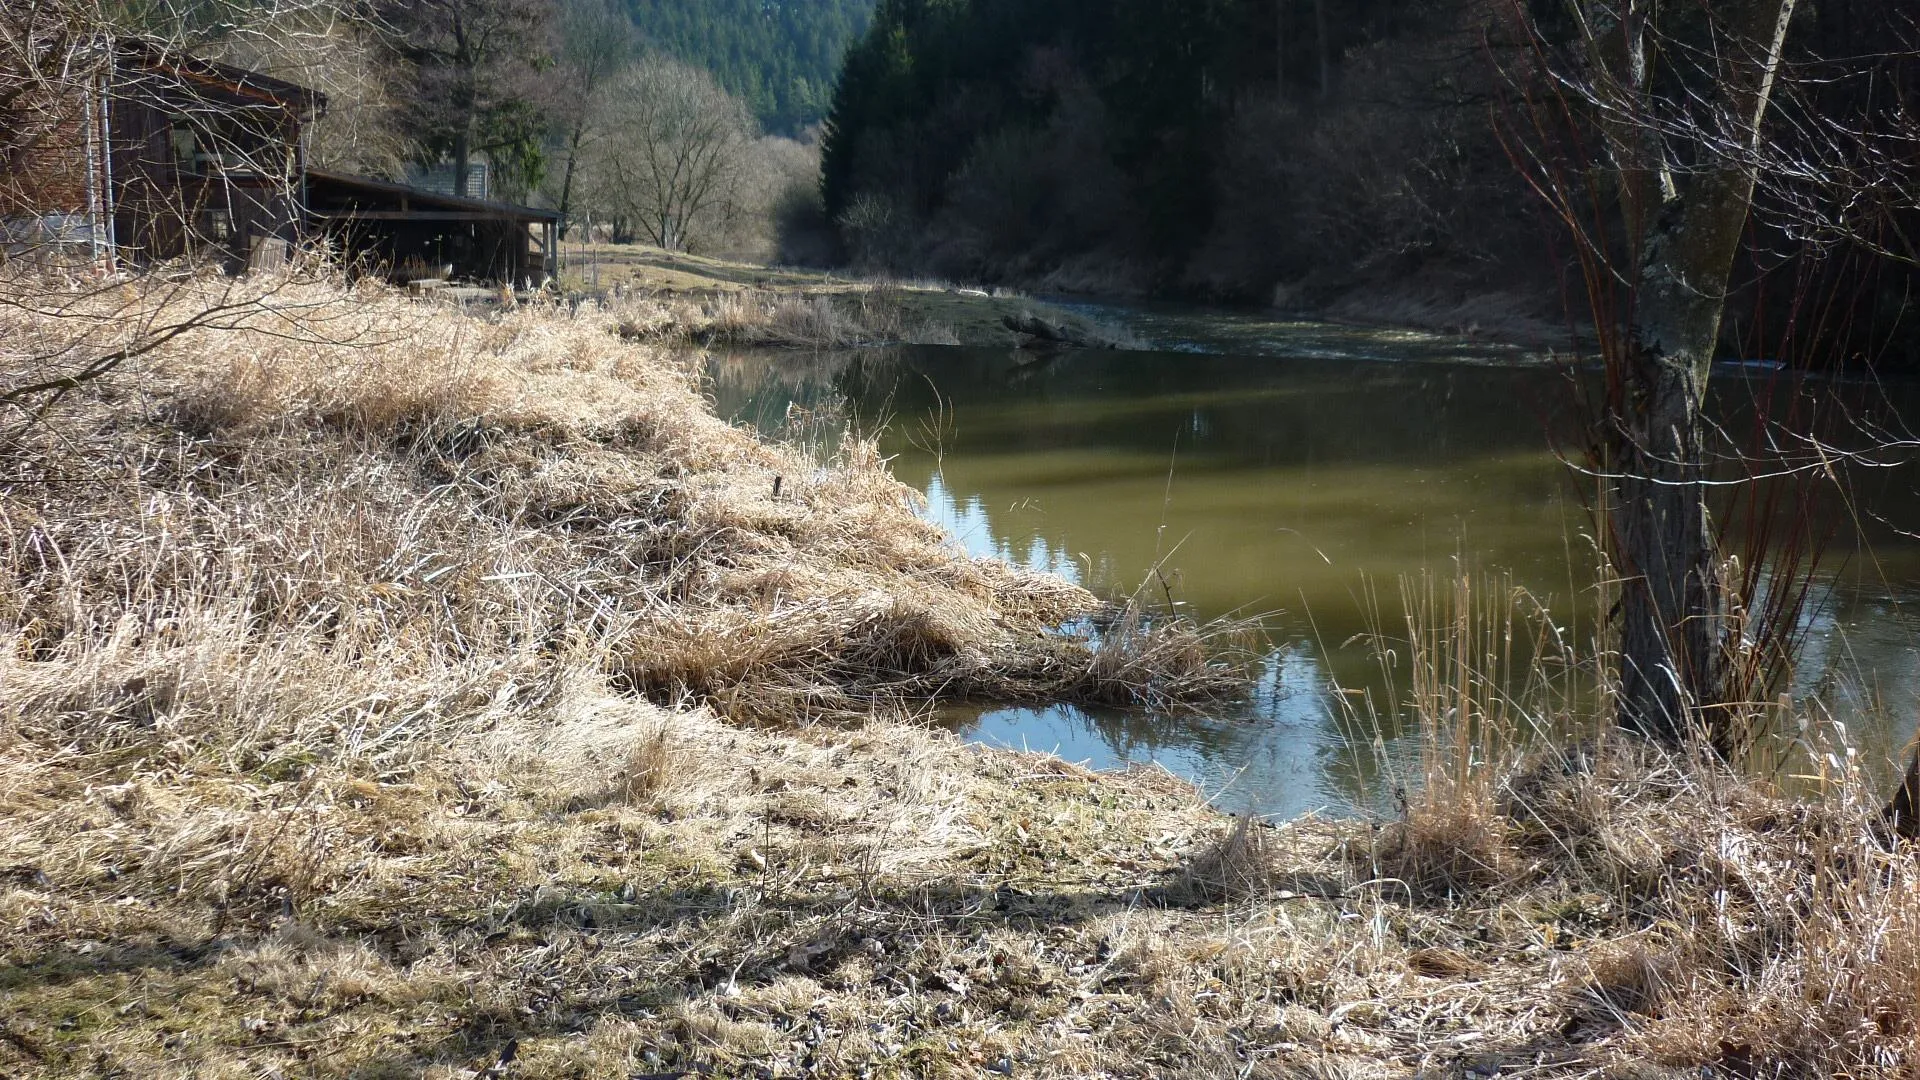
[708,339,1920,813]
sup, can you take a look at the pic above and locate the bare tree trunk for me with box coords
[557,124,584,237]
[1614,298,1727,742]
[1605,0,1800,744]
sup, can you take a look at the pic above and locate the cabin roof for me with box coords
[304,168,563,223]
[115,38,327,116]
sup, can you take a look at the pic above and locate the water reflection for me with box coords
[961,645,1341,812]
[922,472,1082,580]
[709,340,1920,818]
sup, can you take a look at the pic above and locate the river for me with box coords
[709,307,1920,819]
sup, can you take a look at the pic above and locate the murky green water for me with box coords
[710,314,1920,819]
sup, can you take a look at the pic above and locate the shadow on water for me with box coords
[708,336,1920,819]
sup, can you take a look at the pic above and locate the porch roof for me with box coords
[304,169,562,223]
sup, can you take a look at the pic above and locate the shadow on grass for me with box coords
[0,854,1249,1077]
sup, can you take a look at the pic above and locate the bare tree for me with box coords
[1510,1,1802,746]
[212,0,411,178]
[578,56,755,253]
[549,0,636,236]
[377,0,554,199]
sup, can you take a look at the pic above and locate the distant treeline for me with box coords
[822,0,1537,303]
[625,0,874,135]
[820,0,1920,360]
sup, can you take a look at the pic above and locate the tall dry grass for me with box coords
[1337,568,1920,1077]
[0,269,1261,1077]
[0,270,1247,931]
[2,272,1243,730]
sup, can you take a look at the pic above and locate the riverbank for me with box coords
[1,273,1912,1078]
[560,244,1582,355]
[559,244,1141,350]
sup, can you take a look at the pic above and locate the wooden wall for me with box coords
[106,67,304,269]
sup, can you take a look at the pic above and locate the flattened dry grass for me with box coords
[2,273,1916,1079]
[0,273,1241,727]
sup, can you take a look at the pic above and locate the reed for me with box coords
[1336,565,1920,1077]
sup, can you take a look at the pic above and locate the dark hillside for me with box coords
[821,0,1920,365]
[821,0,1549,306]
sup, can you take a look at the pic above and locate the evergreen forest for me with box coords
[624,0,874,134]
[821,0,1920,357]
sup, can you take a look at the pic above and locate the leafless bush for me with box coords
[1191,14,1543,305]
[929,80,1136,284]
[835,190,911,271]
[210,1,411,178]
[711,133,824,263]
[578,56,756,254]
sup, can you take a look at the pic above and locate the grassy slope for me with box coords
[2,274,1916,1079]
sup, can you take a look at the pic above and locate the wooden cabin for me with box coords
[0,40,320,270]
[107,41,322,270]
[3,39,556,284]
[306,169,559,287]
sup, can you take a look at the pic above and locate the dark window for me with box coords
[169,124,197,170]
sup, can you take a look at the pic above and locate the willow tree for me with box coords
[1536,0,1799,744]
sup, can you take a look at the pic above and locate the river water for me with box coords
[710,308,1920,819]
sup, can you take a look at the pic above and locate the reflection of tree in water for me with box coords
[708,341,1920,815]
[919,472,1082,580]
[707,348,898,439]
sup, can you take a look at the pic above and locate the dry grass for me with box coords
[616,284,1140,353]
[566,243,1143,350]
[1332,571,1920,1078]
[1320,282,1577,349]
[617,288,959,349]
[1,272,1915,1079]
[0,273,1238,723]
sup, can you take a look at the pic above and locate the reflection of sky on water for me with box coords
[963,646,1350,819]
[921,472,1082,581]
